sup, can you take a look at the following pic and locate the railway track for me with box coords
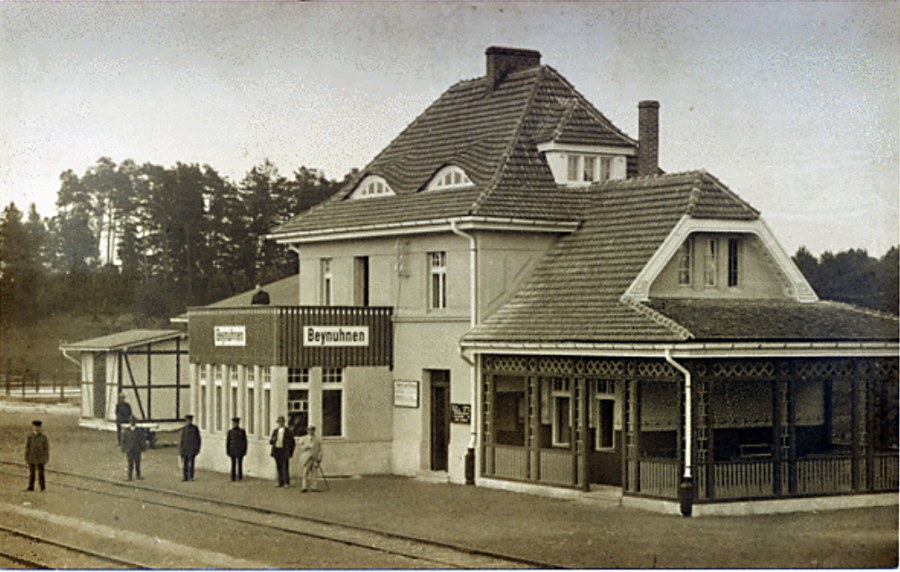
[0,524,148,569]
[0,462,557,569]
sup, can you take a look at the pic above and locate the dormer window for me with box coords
[537,142,632,187]
[426,166,473,191]
[349,175,395,200]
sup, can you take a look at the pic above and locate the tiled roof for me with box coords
[60,330,186,352]
[206,274,300,308]
[462,171,763,343]
[645,299,899,341]
[270,66,636,238]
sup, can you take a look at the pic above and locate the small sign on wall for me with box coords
[394,380,419,408]
[214,326,246,347]
[451,403,471,424]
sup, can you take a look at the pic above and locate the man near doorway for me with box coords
[298,424,323,492]
[115,392,132,445]
[179,414,201,481]
[269,416,294,487]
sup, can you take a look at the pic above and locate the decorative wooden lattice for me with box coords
[581,359,627,377]
[539,357,575,374]
[795,360,855,378]
[636,361,678,378]
[712,361,776,379]
[484,355,534,373]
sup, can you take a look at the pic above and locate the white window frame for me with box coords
[429,251,447,310]
[550,378,573,448]
[262,367,272,437]
[591,379,616,451]
[322,367,345,438]
[245,366,255,435]
[678,238,692,286]
[198,365,208,431]
[728,238,740,287]
[704,238,717,288]
[426,165,474,191]
[349,175,395,200]
[321,258,333,306]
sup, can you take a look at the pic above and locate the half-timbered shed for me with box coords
[60,330,190,432]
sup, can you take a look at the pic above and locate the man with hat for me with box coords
[298,424,323,493]
[115,392,132,445]
[269,415,295,487]
[25,420,49,491]
[226,417,248,482]
[121,416,146,481]
[179,414,201,481]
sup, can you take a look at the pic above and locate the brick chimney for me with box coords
[485,47,541,94]
[637,100,660,176]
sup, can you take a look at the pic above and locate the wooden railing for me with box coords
[639,458,679,498]
[483,445,581,488]
[793,456,853,496]
[715,460,773,499]
[489,445,529,481]
[872,454,899,491]
[538,449,578,486]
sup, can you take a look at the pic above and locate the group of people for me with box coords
[112,393,323,491]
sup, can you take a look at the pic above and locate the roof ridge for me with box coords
[820,300,900,322]
[469,65,548,216]
[544,66,637,146]
[620,297,694,340]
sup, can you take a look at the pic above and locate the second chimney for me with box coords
[485,47,541,94]
[638,100,660,176]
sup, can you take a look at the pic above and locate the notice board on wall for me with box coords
[393,380,419,408]
[451,403,471,424]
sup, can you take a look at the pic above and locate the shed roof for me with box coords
[60,330,186,353]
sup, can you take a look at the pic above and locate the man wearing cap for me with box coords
[226,417,248,482]
[121,416,146,481]
[269,415,295,487]
[298,424,323,493]
[25,420,49,491]
[179,414,201,481]
[115,392,132,445]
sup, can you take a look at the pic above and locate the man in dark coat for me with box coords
[115,392,132,445]
[25,420,49,491]
[179,414,201,481]
[226,417,248,482]
[121,417,146,481]
[269,415,295,487]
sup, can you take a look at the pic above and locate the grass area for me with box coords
[0,312,175,382]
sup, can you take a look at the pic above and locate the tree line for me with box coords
[1,158,349,323]
[792,246,898,316]
[2,158,898,325]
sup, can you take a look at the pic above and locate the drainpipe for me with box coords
[60,347,81,367]
[665,348,694,517]
[450,219,477,485]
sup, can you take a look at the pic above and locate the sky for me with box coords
[1,2,897,258]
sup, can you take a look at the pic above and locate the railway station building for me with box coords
[187,47,898,514]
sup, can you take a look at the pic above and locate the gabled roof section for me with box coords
[270,64,637,240]
[462,171,763,344]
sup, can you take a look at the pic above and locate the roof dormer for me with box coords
[349,175,395,200]
[425,165,474,192]
[537,143,631,187]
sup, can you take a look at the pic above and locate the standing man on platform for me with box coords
[298,424,323,493]
[269,415,294,487]
[179,414,201,481]
[115,392,132,445]
[121,417,146,481]
[25,420,49,492]
[226,417,247,482]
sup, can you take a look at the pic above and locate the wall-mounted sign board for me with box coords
[394,380,419,408]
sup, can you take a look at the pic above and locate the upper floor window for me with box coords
[677,238,692,286]
[704,239,717,288]
[728,238,740,287]
[425,166,473,191]
[564,154,619,185]
[429,251,447,309]
[349,175,395,200]
[321,258,333,306]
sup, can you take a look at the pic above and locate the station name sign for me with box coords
[214,326,246,347]
[303,326,369,347]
